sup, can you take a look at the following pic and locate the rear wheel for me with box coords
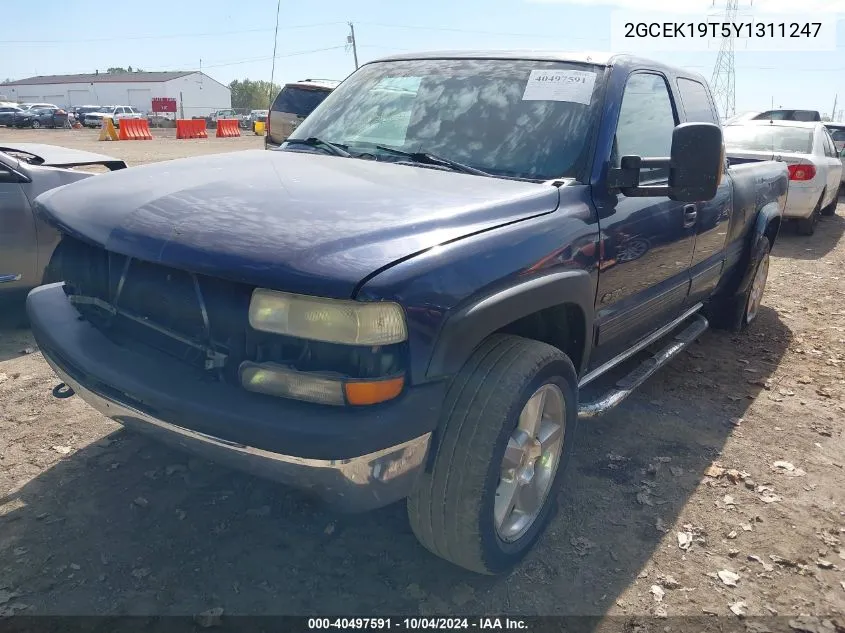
[31,120,41,129]
[797,193,823,235]
[708,236,771,332]
[820,192,838,216]
[407,334,578,575]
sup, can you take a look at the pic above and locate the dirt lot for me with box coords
[1,128,844,625]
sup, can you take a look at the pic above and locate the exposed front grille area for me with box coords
[52,236,253,383]
[50,236,407,385]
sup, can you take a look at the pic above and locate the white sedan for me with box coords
[725,120,842,235]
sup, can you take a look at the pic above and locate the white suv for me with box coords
[83,105,144,128]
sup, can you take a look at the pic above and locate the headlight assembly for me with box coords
[248,289,407,346]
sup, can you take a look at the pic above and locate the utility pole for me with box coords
[832,94,838,123]
[710,0,742,119]
[269,0,282,110]
[347,22,359,70]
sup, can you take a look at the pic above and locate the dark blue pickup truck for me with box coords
[27,51,788,575]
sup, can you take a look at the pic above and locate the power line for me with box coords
[0,22,346,45]
[356,21,608,41]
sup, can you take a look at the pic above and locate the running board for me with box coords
[578,313,709,420]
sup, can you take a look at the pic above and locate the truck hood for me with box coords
[34,149,560,297]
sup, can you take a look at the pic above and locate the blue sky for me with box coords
[2,0,844,117]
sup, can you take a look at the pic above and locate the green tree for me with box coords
[106,67,144,74]
[229,79,281,110]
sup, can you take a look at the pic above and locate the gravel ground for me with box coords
[0,128,844,626]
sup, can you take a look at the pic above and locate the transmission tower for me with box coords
[710,0,741,119]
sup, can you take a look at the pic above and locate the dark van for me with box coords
[265,79,340,148]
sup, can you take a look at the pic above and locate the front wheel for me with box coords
[407,334,578,575]
[31,120,41,129]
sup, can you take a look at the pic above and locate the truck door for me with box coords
[675,77,733,305]
[590,71,696,366]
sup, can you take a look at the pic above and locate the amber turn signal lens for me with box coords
[344,376,405,405]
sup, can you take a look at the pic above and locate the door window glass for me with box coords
[614,73,677,181]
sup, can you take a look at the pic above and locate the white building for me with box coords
[0,71,231,117]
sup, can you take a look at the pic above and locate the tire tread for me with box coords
[408,334,574,574]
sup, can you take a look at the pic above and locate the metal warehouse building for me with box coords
[0,71,231,117]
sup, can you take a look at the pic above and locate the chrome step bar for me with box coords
[579,302,704,388]
[578,313,709,420]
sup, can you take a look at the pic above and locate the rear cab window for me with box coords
[676,77,719,124]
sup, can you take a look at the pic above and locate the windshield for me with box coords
[272,86,332,117]
[289,58,602,181]
[724,125,814,154]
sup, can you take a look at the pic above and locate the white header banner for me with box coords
[610,11,839,52]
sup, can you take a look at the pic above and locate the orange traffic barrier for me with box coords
[118,118,152,141]
[176,119,208,139]
[216,118,241,138]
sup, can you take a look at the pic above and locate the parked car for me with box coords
[199,109,242,129]
[19,102,59,111]
[840,147,845,194]
[726,109,822,124]
[265,79,340,147]
[824,122,845,154]
[13,107,69,129]
[83,105,144,128]
[28,51,787,575]
[0,143,126,298]
[724,120,842,234]
[0,105,23,126]
[70,105,104,124]
[248,109,269,131]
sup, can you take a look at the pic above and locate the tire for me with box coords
[31,120,41,129]
[797,193,823,235]
[407,334,579,575]
[708,236,771,332]
[820,193,838,217]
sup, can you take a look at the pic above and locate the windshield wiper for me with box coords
[283,137,351,157]
[373,145,493,177]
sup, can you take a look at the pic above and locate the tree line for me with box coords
[228,79,281,111]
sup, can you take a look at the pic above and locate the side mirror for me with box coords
[607,122,723,202]
[668,122,723,201]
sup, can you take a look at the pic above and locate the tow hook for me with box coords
[52,382,75,399]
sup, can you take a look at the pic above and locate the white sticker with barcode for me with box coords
[521,69,597,104]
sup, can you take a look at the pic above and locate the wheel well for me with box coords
[494,303,586,371]
[765,217,781,248]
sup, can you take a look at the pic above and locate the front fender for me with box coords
[426,270,595,380]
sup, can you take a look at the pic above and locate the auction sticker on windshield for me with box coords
[522,69,597,104]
